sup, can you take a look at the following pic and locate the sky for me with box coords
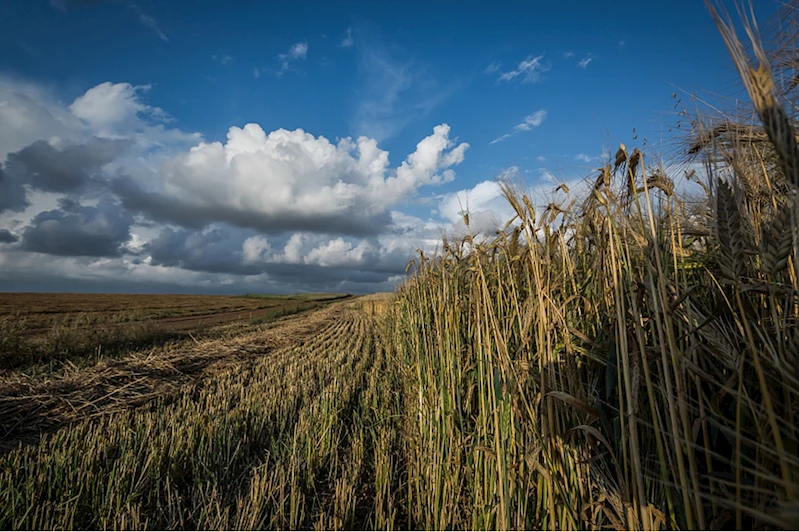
[0,0,780,294]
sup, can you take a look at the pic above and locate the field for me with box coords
[0,293,350,370]
[1,6,799,531]
[0,295,403,528]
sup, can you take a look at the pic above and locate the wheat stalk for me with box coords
[716,178,745,280]
[761,199,796,276]
[707,1,799,189]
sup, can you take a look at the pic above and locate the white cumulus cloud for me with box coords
[68,81,197,147]
[70,82,153,133]
[116,123,468,236]
[0,76,471,293]
[304,238,373,267]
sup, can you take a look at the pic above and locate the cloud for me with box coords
[498,55,550,83]
[575,153,596,163]
[19,198,133,257]
[538,168,558,184]
[0,77,84,159]
[353,40,453,141]
[489,109,547,144]
[212,53,233,65]
[47,1,168,43]
[70,82,155,133]
[0,250,250,294]
[484,60,502,74]
[438,176,518,237]
[490,133,512,145]
[143,226,411,285]
[4,137,131,194]
[0,229,18,243]
[242,231,413,275]
[0,77,196,213]
[0,76,470,293]
[128,3,169,42]
[287,42,308,59]
[514,110,547,131]
[242,235,271,265]
[114,123,467,236]
[68,81,199,147]
[353,48,413,139]
[277,42,308,76]
[563,51,575,59]
[0,221,417,294]
[339,27,354,48]
[0,164,29,213]
[578,55,594,69]
[304,237,374,267]
[147,226,258,274]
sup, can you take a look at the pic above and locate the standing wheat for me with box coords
[707,1,799,189]
[717,179,745,280]
[761,200,795,276]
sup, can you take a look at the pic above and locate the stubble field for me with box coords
[0,294,401,529]
[0,292,350,371]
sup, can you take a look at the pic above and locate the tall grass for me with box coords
[386,5,799,529]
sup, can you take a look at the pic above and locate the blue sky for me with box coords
[0,0,780,293]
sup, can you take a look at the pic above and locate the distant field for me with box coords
[0,292,350,329]
[0,292,351,370]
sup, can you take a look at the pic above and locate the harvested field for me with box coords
[0,292,350,331]
[0,301,347,452]
[0,298,406,530]
[0,293,351,371]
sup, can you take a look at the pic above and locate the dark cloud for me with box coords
[263,263,399,285]
[146,225,407,283]
[5,137,131,194]
[0,272,397,296]
[0,229,19,243]
[112,176,392,236]
[56,197,82,213]
[0,220,407,294]
[0,275,244,296]
[0,164,29,213]
[19,199,133,257]
[148,227,261,275]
